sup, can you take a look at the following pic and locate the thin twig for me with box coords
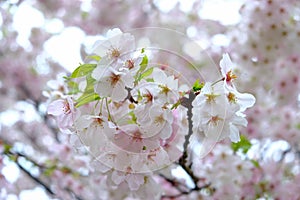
[161,183,211,199]
[15,156,55,195]
[158,174,189,193]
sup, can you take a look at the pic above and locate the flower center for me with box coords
[227,92,237,103]
[62,101,71,114]
[154,114,164,125]
[108,47,120,59]
[209,115,223,126]
[110,73,121,86]
[205,93,220,103]
[94,118,104,127]
[125,59,135,69]
[160,85,170,95]
[143,90,153,103]
[225,70,237,82]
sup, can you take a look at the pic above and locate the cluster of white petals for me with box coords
[47,29,255,197]
[192,54,255,143]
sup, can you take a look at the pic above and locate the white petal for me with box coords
[111,82,127,102]
[237,92,256,112]
[152,68,167,84]
[92,64,107,81]
[94,79,112,98]
[160,123,172,139]
[47,100,65,116]
[76,115,93,130]
[232,115,248,127]
[111,170,125,185]
[122,72,134,88]
[92,40,113,57]
[126,174,144,191]
[106,28,123,38]
[220,53,233,77]
[229,123,240,143]
[149,105,162,119]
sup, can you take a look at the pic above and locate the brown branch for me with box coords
[15,158,55,195]
[178,91,200,187]
[161,183,211,199]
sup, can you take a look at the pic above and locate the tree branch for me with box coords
[161,183,211,199]
[15,157,55,195]
[178,91,199,187]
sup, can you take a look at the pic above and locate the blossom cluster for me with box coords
[47,28,255,198]
[2,0,300,199]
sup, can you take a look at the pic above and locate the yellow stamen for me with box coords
[205,93,220,103]
[227,92,237,103]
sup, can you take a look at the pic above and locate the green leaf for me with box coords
[296,123,300,130]
[8,154,17,162]
[139,55,148,71]
[127,111,137,124]
[231,135,252,154]
[70,63,97,78]
[140,67,153,80]
[67,81,79,94]
[251,159,260,168]
[146,78,154,82]
[141,48,145,54]
[193,79,204,92]
[44,166,56,177]
[76,93,100,107]
[134,55,149,85]
[3,143,12,154]
[86,55,101,62]
[63,76,71,81]
[84,75,97,93]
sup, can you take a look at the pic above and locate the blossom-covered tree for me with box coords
[0,0,300,199]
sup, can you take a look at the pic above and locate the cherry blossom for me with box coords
[47,97,78,129]
[92,64,134,102]
[152,68,179,104]
[192,80,250,143]
[220,53,237,87]
[92,28,135,62]
[4,1,295,199]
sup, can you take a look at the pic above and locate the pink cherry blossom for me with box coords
[47,97,78,129]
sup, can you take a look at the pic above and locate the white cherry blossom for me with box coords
[152,68,179,104]
[192,81,251,143]
[225,85,256,113]
[75,115,112,157]
[47,97,79,129]
[92,28,135,62]
[220,53,238,87]
[92,65,134,102]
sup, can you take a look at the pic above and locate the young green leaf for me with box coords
[140,67,153,80]
[67,81,79,94]
[86,55,101,62]
[76,93,100,107]
[250,159,260,168]
[84,75,97,93]
[193,79,204,92]
[127,111,137,124]
[231,135,252,154]
[70,63,97,78]
[139,55,148,72]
